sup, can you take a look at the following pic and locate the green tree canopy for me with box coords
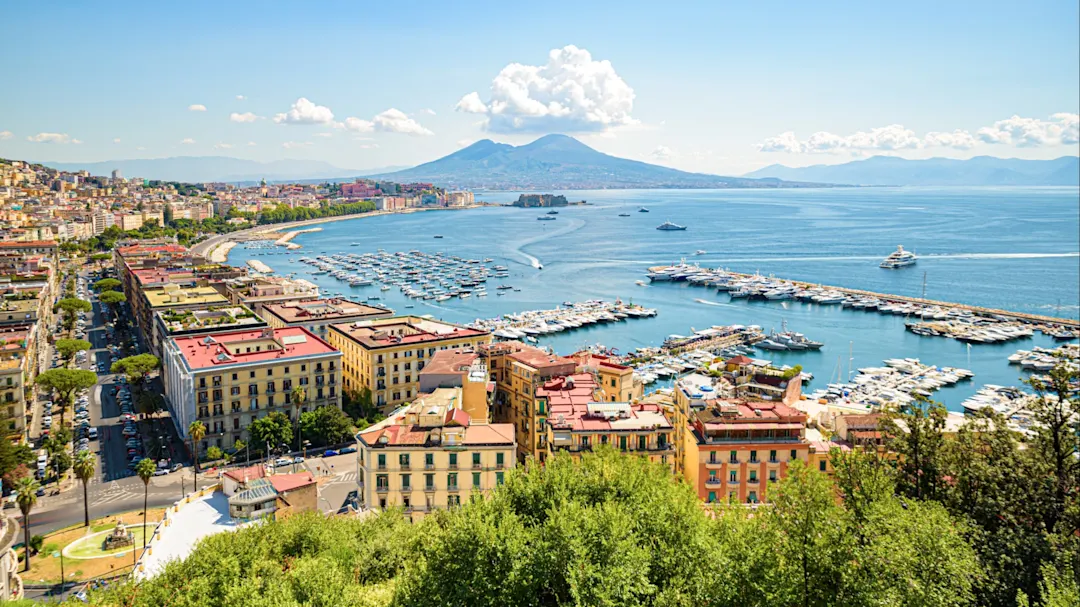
[111,353,160,386]
[299,405,354,448]
[35,368,97,407]
[56,297,91,329]
[93,278,122,292]
[54,338,92,362]
[99,289,127,307]
[248,411,292,454]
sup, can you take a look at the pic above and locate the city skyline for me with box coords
[1,0,1078,175]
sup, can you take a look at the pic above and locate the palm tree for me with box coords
[188,420,206,492]
[14,476,40,571]
[73,450,96,527]
[135,458,156,550]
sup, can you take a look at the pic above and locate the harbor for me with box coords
[246,259,273,273]
[469,299,658,342]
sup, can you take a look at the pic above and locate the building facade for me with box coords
[162,327,341,454]
[259,298,392,341]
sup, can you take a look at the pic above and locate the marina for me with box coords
[808,357,975,409]
[469,299,658,342]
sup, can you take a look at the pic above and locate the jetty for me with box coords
[247,259,273,273]
[274,227,322,250]
[647,265,1080,330]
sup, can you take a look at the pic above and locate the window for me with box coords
[790,449,797,461]
[377,454,386,469]
[729,471,737,483]
[769,470,777,482]
[472,472,481,488]
[249,371,255,379]
[401,474,410,489]
[448,495,460,507]
[266,368,273,377]
[749,471,758,482]
[708,470,717,482]
[447,473,458,490]
[424,473,434,490]
[376,475,388,491]
[448,453,457,469]
[496,472,504,485]
[619,436,627,451]
[472,452,481,467]
[638,436,646,450]
[425,453,434,469]
[729,450,738,464]
[769,449,777,463]
[496,452,504,468]
[399,453,410,469]
[819,460,827,472]
[707,491,716,503]
[749,450,758,463]
[748,491,757,503]
[709,451,717,463]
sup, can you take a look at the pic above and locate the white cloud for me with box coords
[188,104,207,112]
[282,141,313,149]
[373,108,433,136]
[213,143,234,149]
[649,145,675,161]
[230,112,260,123]
[247,141,257,147]
[181,138,195,145]
[977,113,1079,147]
[923,129,976,150]
[456,45,637,133]
[339,117,374,133]
[357,143,379,149]
[0,131,12,141]
[236,95,246,101]
[420,108,437,115]
[27,132,76,144]
[72,139,82,144]
[113,138,121,144]
[457,139,474,147]
[756,131,802,153]
[273,98,334,125]
[137,146,146,151]
[455,92,488,114]
[313,132,333,138]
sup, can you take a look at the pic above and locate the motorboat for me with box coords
[880,245,917,269]
[656,221,687,231]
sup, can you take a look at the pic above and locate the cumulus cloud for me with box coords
[180,138,195,145]
[27,132,76,144]
[339,117,374,133]
[113,138,121,144]
[188,104,207,112]
[282,141,313,149]
[649,145,675,161]
[213,143,234,149]
[760,113,1080,154]
[457,139,474,147]
[420,108,437,115]
[456,45,637,133]
[247,141,257,147]
[977,113,1079,147]
[273,98,334,125]
[373,108,433,135]
[0,131,12,141]
[236,95,246,101]
[230,112,260,123]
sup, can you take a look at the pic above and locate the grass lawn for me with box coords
[20,508,166,584]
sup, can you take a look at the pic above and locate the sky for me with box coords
[1,0,1078,176]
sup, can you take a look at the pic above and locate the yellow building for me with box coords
[545,391,675,472]
[355,388,515,520]
[142,285,231,353]
[162,326,341,454]
[326,316,491,412]
[571,351,640,402]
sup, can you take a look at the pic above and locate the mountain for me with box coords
[37,156,375,183]
[744,155,1080,186]
[369,134,824,189]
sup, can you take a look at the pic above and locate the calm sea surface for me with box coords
[227,187,1080,410]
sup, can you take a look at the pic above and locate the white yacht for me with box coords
[880,245,917,269]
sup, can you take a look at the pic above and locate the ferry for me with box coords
[656,221,687,231]
[880,245,917,269]
[619,213,631,217]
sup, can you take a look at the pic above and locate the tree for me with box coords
[205,446,223,462]
[188,421,206,489]
[111,354,160,390]
[1025,363,1080,538]
[14,476,39,571]
[73,450,96,527]
[248,412,292,456]
[93,278,122,292]
[50,450,72,483]
[0,433,33,484]
[136,458,156,550]
[35,369,97,425]
[137,391,165,420]
[99,289,127,320]
[56,297,92,331]
[299,406,354,448]
[55,338,92,365]
[291,386,307,452]
[881,397,949,501]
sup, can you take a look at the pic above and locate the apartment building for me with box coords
[672,373,727,475]
[683,399,810,504]
[162,327,341,454]
[417,349,491,423]
[355,388,515,520]
[570,351,640,402]
[327,316,490,411]
[216,276,320,315]
[140,285,231,353]
[546,396,675,472]
[259,297,392,341]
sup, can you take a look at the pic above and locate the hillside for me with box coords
[36,156,390,183]
[744,155,1080,186]
[370,134,825,189]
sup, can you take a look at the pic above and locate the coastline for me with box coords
[193,204,493,262]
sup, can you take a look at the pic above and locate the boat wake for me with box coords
[508,218,586,269]
[924,252,1080,260]
[694,298,739,308]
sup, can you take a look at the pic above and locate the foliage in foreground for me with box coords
[90,448,981,607]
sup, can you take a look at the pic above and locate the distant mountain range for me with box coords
[744,155,1080,186]
[369,134,822,190]
[37,157,405,183]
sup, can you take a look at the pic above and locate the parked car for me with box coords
[153,469,169,476]
[340,446,357,454]
[293,456,305,464]
[171,463,183,473]
[323,449,339,457]
[88,427,98,440]
[274,457,292,468]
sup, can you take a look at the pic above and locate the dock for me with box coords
[247,259,273,273]
[648,266,1080,329]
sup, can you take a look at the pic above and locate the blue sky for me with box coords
[1,0,1077,174]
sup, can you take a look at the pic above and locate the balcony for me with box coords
[447,484,459,492]
[472,462,483,469]
[377,464,387,471]
[400,462,410,471]
[424,485,436,492]
[425,462,435,470]
[375,485,389,493]
[705,459,724,469]
[448,463,458,470]
[705,478,723,487]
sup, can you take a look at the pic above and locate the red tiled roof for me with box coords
[726,355,754,365]
[421,349,478,376]
[269,471,315,492]
[536,374,598,406]
[173,326,337,370]
[223,464,266,483]
[0,240,56,248]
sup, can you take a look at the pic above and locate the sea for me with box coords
[225,186,1080,411]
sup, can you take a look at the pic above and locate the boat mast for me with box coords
[848,340,853,380]
[921,271,927,299]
